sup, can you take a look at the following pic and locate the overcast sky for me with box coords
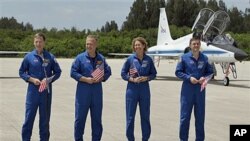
[0,0,249,31]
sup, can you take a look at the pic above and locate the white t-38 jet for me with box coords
[147,8,248,86]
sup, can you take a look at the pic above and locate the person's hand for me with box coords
[80,76,95,84]
[41,78,47,84]
[132,76,148,83]
[93,77,104,83]
[30,77,41,85]
[190,77,199,84]
[133,77,141,83]
[85,77,95,84]
[138,76,148,83]
[198,77,205,84]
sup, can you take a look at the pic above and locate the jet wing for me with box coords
[108,53,132,56]
[146,51,183,57]
[0,51,29,55]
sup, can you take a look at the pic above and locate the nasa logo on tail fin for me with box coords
[157,8,173,46]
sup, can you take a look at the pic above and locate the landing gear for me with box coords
[223,77,229,86]
[153,56,161,67]
[229,62,237,79]
[220,62,237,86]
[210,62,217,79]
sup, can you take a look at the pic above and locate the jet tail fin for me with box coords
[157,8,173,46]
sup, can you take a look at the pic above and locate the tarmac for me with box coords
[0,58,250,141]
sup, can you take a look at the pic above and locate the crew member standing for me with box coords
[19,33,61,141]
[71,35,111,141]
[121,37,157,141]
[175,36,213,141]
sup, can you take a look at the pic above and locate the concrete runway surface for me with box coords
[0,58,250,141]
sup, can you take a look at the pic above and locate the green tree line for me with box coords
[0,0,249,59]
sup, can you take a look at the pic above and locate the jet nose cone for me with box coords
[235,50,248,61]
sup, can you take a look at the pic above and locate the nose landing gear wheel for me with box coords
[223,77,229,86]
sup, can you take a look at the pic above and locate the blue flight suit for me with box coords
[175,52,213,141]
[70,51,111,141]
[121,54,157,141]
[19,49,61,141]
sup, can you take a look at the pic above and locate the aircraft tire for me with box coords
[223,77,229,86]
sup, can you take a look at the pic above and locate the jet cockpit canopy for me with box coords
[192,8,230,42]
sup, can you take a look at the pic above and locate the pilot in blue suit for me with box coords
[71,35,111,141]
[175,36,213,141]
[19,33,61,141]
[121,37,157,141]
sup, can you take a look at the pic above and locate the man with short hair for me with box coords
[71,35,111,141]
[19,32,61,141]
[175,35,213,141]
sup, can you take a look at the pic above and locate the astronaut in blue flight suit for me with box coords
[19,33,61,141]
[175,36,213,141]
[70,35,111,141]
[121,37,157,141]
